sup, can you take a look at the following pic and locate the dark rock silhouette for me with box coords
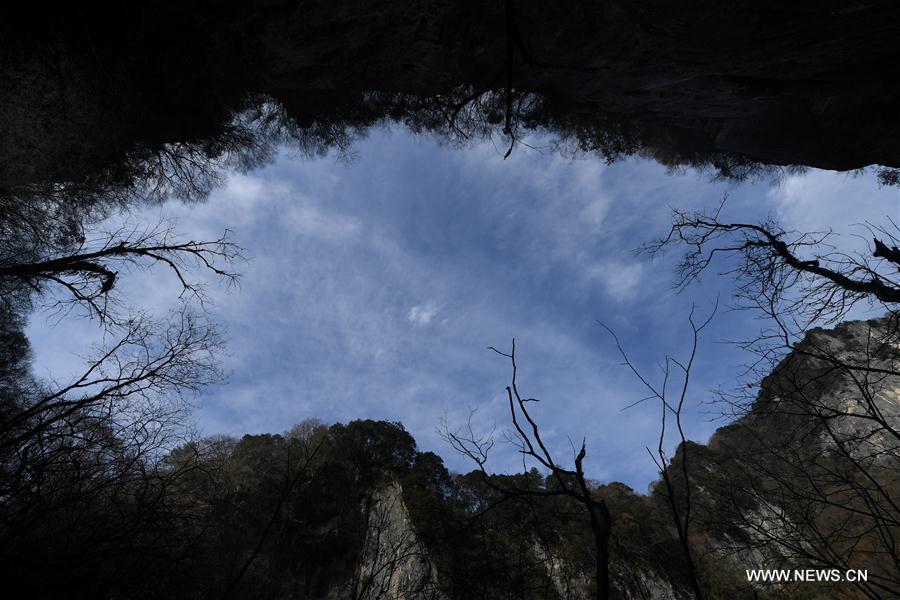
[3,1,900,192]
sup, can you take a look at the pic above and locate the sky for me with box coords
[25,127,900,491]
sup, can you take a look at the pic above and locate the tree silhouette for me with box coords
[651,205,900,597]
[442,340,613,600]
[602,303,717,600]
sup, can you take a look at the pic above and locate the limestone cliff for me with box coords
[677,318,900,596]
[352,483,445,600]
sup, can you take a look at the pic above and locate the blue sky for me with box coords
[25,128,900,491]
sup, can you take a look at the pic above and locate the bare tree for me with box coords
[0,221,242,324]
[602,303,717,600]
[0,306,226,596]
[442,340,613,600]
[0,166,244,594]
[649,204,900,331]
[649,204,900,598]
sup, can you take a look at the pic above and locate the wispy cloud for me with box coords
[408,302,439,326]
[285,201,361,240]
[586,261,645,302]
[768,169,900,241]
[26,129,894,490]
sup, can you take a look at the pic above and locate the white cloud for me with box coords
[586,261,645,302]
[579,197,610,227]
[285,202,360,240]
[768,169,900,240]
[407,302,439,326]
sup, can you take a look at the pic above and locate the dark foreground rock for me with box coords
[4,1,900,191]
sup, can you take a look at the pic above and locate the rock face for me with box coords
[4,1,900,191]
[353,483,445,600]
[335,320,900,598]
[720,318,900,466]
[356,485,692,600]
[530,539,592,599]
[685,318,900,594]
[531,537,690,600]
